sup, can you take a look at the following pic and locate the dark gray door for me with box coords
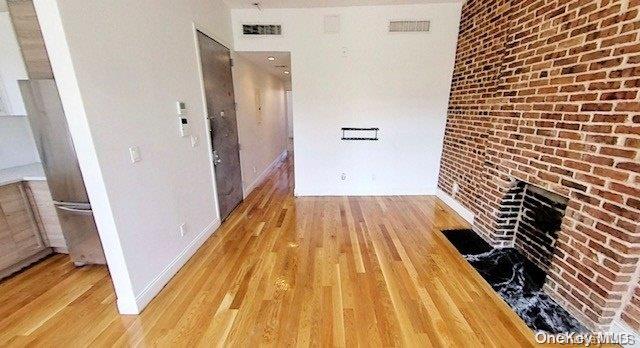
[197,31,243,221]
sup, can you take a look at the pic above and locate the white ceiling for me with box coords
[224,0,459,9]
[236,51,292,84]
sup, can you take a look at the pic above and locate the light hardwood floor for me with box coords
[0,154,541,346]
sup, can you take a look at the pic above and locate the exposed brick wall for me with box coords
[439,0,640,330]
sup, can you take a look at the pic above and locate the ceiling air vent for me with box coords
[388,20,430,33]
[242,24,282,35]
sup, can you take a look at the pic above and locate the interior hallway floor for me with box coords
[0,155,540,346]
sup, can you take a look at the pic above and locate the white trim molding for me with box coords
[295,187,437,197]
[116,218,221,314]
[436,188,475,225]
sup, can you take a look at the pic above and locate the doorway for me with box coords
[196,31,243,221]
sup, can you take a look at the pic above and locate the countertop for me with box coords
[0,163,47,186]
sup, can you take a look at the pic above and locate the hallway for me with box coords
[0,155,536,346]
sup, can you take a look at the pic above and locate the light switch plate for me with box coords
[179,223,187,237]
[129,146,141,163]
[324,15,340,34]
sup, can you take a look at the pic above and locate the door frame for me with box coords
[191,22,234,223]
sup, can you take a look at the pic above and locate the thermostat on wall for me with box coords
[176,101,189,136]
[176,101,187,115]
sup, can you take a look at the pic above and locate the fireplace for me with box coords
[442,182,584,333]
[513,184,568,273]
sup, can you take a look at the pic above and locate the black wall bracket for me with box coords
[341,127,379,141]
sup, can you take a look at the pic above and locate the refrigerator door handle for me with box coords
[56,205,93,214]
[54,201,91,210]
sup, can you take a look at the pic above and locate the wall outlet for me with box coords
[190,135,199,147]
[452,182,460,195]
[179,223,187,237]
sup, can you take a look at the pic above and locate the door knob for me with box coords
[213,150,222,166]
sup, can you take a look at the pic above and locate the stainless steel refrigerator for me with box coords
[19,79,106,266]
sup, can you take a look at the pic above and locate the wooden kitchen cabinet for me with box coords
[0,182,51,279]
[26,181,67,252]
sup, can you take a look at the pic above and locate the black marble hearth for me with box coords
[442,229,586,334]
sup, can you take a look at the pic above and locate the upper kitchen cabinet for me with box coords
[6,0,53,79]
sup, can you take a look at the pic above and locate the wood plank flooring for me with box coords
[0,154,541,346]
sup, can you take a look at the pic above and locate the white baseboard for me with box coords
[610,319,640,348]
[243,150,287,198]
[294,186,437,197]
[436,188,475,224]
[116,295,139,315]
[116,218,221,315]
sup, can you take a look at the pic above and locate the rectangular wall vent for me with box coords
[242,24,282,35]
[388,20,430,33]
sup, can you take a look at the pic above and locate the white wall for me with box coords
[34,0,233,313]
[0,12,28,115]
[0,11,40,170]
[0,116,40,169]
[285,91,293,139]
[232,3,462,196]
[232,54,287,196]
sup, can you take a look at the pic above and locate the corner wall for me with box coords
[34,0,233,313]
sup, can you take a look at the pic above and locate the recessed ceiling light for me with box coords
[267,56,275,61]
[284,70,290,74]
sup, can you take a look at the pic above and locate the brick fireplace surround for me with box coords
[438,0,640,331]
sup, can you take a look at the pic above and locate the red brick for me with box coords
[603,203,640,221]
[581,103,613,111]
[611,183,640,197]
[599,147,636,159]
[601,91,638,100]
[615,102,640,112]
[593,167,630,181]
[617,162,640,173]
